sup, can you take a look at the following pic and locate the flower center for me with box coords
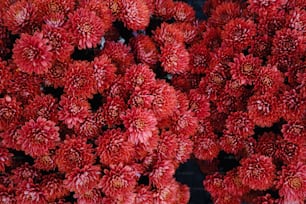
[242,63,253,74]
[23,47,39,60]
[289,177,302,190]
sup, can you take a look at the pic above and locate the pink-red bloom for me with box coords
[17,117,60,157]
[13,32,53,74]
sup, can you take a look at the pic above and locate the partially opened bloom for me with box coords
[64,165,101,194]
[122,107,157,145]
[238,154,276,190]
[17,117,60,157]
[12,32,53,74]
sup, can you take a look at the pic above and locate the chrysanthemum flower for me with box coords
[157,131,178,161]
[130,34,159,66]
[55,136,95,173]
[100,163,138,197]
[175,134,194,164]
[73,188,103,204]
[10,163,41,185]
[17,117,60,157]
[221,18,256,51]
[42,25,74,62]
[64,61,96,98]
[0,188,16,204]
[44,60,68,88]
[58,96,91,129]
[33,153,57,171]
[255,132,278,158]
[151,80,177,119]
[74,114,100,139]
[67,8,105,49]
[16,180,47,204]
[229,53,261,85]
[249,34,271,58]
[288,8,306,33]
[248,0,288,13]
[149,160,175,188]
[188,89,210,119]
[220,130,244,154]
[3,0,40,34]
[153,0,175,20]
[0,60,11,93]
[92,54,117,93]
[12,32,53,74]
[124,64,156,90]
[101,41,135,73]
[272,28,305,57]
[121,107,157,144]
[24,94,58,122]
[224,169,250,197]
[119,0,150,30]
[64,165,101,194]
[0,147,12,172]
[247,94,280,127]
[96,129,134,166]
[0,95,21,131]
[188,42,211,74]
[203,173,225,198]
[161,42,190,74]
[277,162,306,203]
[173,2,195,22]
[281,89,305,121]
[194,133,220,160]
[135,185,154,204]
[153,178,179,204]
[102,96,126,127]
[208,2,241,28]
[41,174,69,202]
[238,154,276,190]
[153,23,184,46]
[254,65,284,94]
[281,121,306,145]
[276,138,300,165]
[225,111,255,138]
[201,27,222,50]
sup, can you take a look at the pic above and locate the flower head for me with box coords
[13,32,53,74]
[17,117,60,157]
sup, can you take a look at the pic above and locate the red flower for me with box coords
[248,0,287,13]
[208,2,241,28]
[55,136,95,173]
[229,53,261,85]
[17,117,60,157]
[12,32,53,74]
[10,163,41,184]
[0,147,12,172]
[41,174,69,202]
[153,0,175,20]
[149,160,175,188]
[254,65,284,94]
[281,89,305,121]
[100,163,138,197]
[157,131,178,161]
[173,2,195,22]
[24,94,58,122]
[44,60,68,88]
[73,188,103,204]
[194,133,220,160]
[3,1,39,34]
[161,42,190,74]
[247,94,280,127]
[102,96,126,127]
[74,114,101,139]
[0,95,21,131]
[276,138,300,165]
[221,18,256,51]
[130,34,159,66]
[277,162,306,203]
[175,133,194,164]
[96,129,134,166]
[33,153,57,171]
[153,23,184,46]
[172,110,198,136]
[119,0,150,30]
[92,54,117,93]
[58,96,91,129]
[42,25,74,62]
[16,180,47,204]
[124,64,156,90]
[288,8,306,33]
[281,121,306,145]
[203,173,224,198]
[121,107,157,145]
[153,178,179,204]
[224,169,250,197]
[68,8,105,49]
[225,111,255,138]
[64,61,96,99]
[188,42,211,74]
[272,28,305,57]
[175,22,199,44]
[256,132,278,158]
[220,130,244,154]
[135,186,154,204]
[64,165,101,194]
[238,154,276,190]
